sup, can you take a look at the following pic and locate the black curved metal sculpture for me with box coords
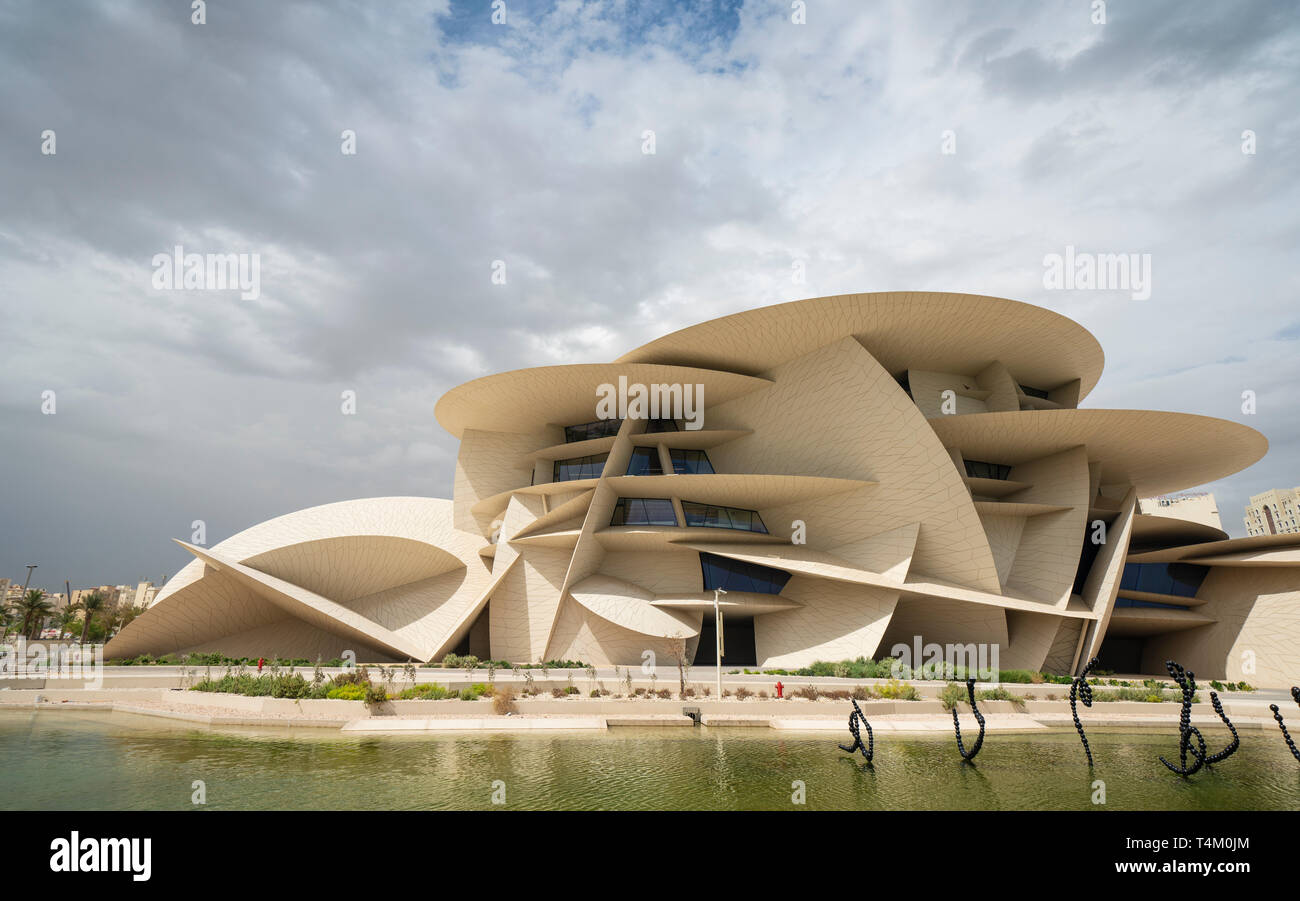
[1269,686,1300,763]
[1202,691,1241,765]
[1158,660,1210,776]
[837,698,874,763]
[1070,657,1099,765]
[952,678,986,763]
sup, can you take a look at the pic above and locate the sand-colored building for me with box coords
[1244,487,1300,537]
[104,292,1300,685]
[1139,492,1221,531]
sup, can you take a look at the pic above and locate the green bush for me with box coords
[938,682,967,710]
[326,682,367,700]
[1091,687,1196,703]
[996,669,1037,684]
[398,683,450,700]
[976,686,1026,708]
[876,678,919,701]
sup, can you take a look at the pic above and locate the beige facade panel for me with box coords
[1128,513,1228,553]
[929,409,1266,497]
[567,573,701,638]
[1143,566,1300,684]
[106,497,492,663]
[1128,533,1300,564]
[704,335,1002,593]
[616,291,1105,400]
[434,363,772,438]
[601,473,875,508]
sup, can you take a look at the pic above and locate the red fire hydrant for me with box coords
[776,681,784,699]
[257,657,265,673]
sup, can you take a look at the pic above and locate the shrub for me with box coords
[458,688,479,701]
[551,688,566,698]
[851,685,877,701]
[331,670,369,687]
[734,687,753,700]
[493,686,517,715]
[364,683,388,706]
[399,683,450,700]
[876,678,919,701]
[1091,687,1195,703]
[939,682,967,711]
[997,669,1037,684]
[327,682,367,700]
[976,686,1026,709]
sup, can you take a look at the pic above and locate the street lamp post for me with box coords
[713,587,727,699]
[19,564,36,640]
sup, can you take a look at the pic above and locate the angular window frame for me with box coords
[625,446,664,476]
[553,453,609,482]
[681,500,767,533]
[699,551,791,595]
[609,497,678,527]
[564,419,622,443]
[670,448,715,475]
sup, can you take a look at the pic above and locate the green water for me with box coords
[1,710,1297,810]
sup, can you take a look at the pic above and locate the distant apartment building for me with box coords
[1139,492,1222,531]
[1245,487,1300,536]
[130,581,158,609]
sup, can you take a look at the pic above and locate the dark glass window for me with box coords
[1072,525,1103,595]
[1114,598,1191,611]
[609,497,677,527]
[625,447,664,476]
[1119,563,1208,599]
[895,372,911,398]
[564,419,621,442]
[963,459,1012,480]
[553,454,608,482]
[670,448,715,474]
[700,552,791,595]
[1020,384,1050,399]
[681,501,767,533]
[645,418,678,433]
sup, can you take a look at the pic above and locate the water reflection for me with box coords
[1,711,1297,811]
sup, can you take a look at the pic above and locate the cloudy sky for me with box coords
[1,0,1298,592]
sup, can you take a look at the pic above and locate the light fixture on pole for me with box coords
[713,587,727,699]
[19,564,37,641]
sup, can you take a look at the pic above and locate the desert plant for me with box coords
[976,686,1026,709]
[877,678,919,701]
[939,681,967,711]
[493,685,517,714]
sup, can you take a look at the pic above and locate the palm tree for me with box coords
[77,591,106,645]
[16,589,56,639]
[57,607,80,637]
